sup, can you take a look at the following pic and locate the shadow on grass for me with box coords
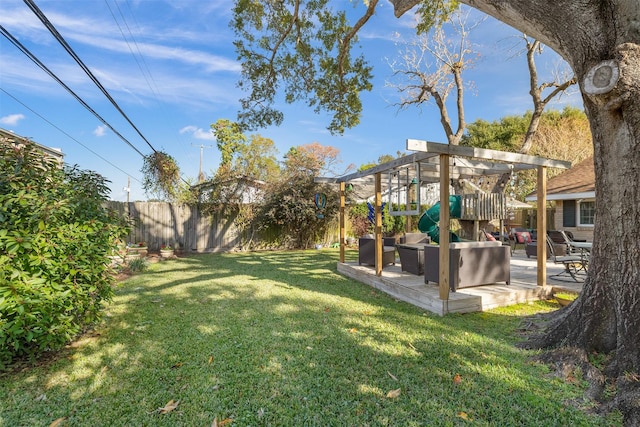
[0,249,620,426]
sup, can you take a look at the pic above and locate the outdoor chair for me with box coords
[564,230,587,243]
[546,235,586,282]
[526,239,566,258]
[509,228,532,254]
[548,230,570,254]
[358,236,396,267]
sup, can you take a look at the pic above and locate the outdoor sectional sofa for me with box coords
[423,241,511,292]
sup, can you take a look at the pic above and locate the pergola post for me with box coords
[375,172,383,276]
[339,181,346,263]
[536,166,547,286]
[439,154,451,301]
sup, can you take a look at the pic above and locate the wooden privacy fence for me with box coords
[106,201,245,252]
[105,201,341,252]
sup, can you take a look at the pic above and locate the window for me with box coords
[578,200,595,226]
[563,200,576,227]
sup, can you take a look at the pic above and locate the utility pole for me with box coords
[123,176,131,204]
[123,176,131,218]
[191,143,214,183]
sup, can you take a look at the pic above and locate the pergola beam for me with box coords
[407,139,572,169]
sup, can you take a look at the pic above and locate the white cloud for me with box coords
[0,113,25,126]
[93,125,107,137]
[179,125,215,141]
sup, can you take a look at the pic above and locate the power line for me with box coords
[0,24,146,158]
[0,87,143,184]
[104,0,160,100]
[23,0,157,154]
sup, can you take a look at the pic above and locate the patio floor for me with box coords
[337,251,584,315]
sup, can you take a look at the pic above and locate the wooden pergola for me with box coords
[323,140,571,301]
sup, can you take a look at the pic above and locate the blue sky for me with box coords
[0,0,582,202]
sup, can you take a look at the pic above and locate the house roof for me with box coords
[0,127,64,161]
[526,156,595,201]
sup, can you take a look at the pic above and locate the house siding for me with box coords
[553,201,594,241]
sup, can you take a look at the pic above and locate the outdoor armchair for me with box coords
[358,236,396,267]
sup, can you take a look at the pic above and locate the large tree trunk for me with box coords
[389,0,640,423]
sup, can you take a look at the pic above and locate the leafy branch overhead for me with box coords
[232,0,376,134]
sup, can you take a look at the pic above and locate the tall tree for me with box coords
[387,9,482,145]
[463,107,593,198]
[257,143,343,248]
[284,141,352,176]
[490,35,577,193]
[201,124,280,217]
[233,1,640,422]
[211,119,247,168]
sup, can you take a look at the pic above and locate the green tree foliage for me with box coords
[462,107,593,199]
[257,176,339,249]
[358,153,404,172]
[232,134,280,182]
[414,0,459,34]
[283,142,348,176]
[461,107,587,152]
[141,151,181,201]
[211,119,247,167]
[461,114,531,151]
[255,143,344,248]
[232,0,374,134]
[197,123,281,221]
[0,142,130,368]
[348,202,406,237]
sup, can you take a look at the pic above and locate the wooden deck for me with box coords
[337,252,583,316]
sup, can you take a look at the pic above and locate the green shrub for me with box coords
[348,202,406,236]
[255,174,339,248]
[0,141,130,369]
[126,257,148,272]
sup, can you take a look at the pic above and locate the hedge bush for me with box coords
[348,202,407,237]
[0,141,130,369]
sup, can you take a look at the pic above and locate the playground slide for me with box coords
[417,195,462,243]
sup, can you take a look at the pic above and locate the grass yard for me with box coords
[0,250,621,426]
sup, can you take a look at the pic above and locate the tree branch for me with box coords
[337,0,378,80]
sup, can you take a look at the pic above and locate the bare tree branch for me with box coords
[386,9,481,145]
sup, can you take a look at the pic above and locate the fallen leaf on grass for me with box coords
[386,388,401,398]
[407,342,417,350]
[348,328,358,333]
[49,417,67,427]
[208,356,214,364]
[212,417,233,426]
[171,362,183,369]
[158,399,180,414]
[387,371,398,381]
[457,411,471,420]
[453,374,462,385]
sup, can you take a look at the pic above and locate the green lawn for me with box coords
[0,250,621,426]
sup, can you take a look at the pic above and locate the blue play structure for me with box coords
[417,195,462,243]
